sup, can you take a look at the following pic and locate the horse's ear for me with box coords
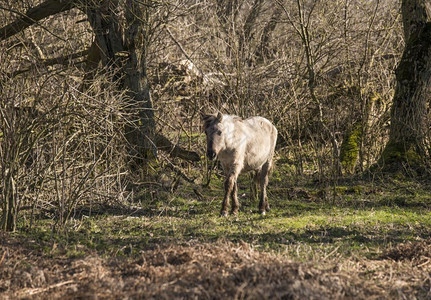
[201,112,212,122]
[216,112,223,122]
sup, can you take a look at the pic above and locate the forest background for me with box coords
[1,0,431,298]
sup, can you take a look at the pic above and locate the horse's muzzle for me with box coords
[207,150,216,160]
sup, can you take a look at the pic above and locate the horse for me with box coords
[202,112,277,216]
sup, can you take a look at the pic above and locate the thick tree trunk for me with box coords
[85,0,156,167]
[255,8,280,63]
[380,0,431,171]
[123,0,156,163]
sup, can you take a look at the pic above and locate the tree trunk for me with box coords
[255,7,280,63]
[123,0,156,163]
[1,0,199,164]
[85,0,156,167]
[380,0,431,171]
[1,169,17,231]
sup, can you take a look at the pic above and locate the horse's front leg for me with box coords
[230,182,239,215]
[221,173,236,217]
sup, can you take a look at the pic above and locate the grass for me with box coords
[3,171,431,299]
[12,172,431,264]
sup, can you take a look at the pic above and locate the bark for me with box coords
[0,169,17,231]
[380,0,431,170]
[80,40,101,91]
[85,0,123,70]
[215,0,240,24]
[239,0,264,63]
[123,0,156,161]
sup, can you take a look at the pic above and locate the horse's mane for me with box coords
[202,114,216,131]
[202,113,243,131]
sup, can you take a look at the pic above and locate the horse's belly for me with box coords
[243,149,271,172]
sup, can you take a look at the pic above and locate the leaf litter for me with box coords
[1,235,431,299]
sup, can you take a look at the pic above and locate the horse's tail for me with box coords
[268,124,278,174]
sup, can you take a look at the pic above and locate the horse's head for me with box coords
[202,112,225,160]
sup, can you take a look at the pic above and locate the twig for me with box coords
[0,251,6,265]
[0,2,73,41]
[323,245,341,261]
[165,26,195,66]
[17,280,75,297]
[203,159,217,187]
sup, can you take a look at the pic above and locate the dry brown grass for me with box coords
[1,235,431,299]
[381,240,431,262]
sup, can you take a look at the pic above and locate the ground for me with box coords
[1,170,431,299]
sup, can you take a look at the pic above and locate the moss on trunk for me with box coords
[340,123,362,174]
[381,141,421,162]
[379,140,427,175]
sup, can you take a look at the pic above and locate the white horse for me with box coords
[202,112,277,216]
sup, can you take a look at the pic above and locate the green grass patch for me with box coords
[13,177,431,263]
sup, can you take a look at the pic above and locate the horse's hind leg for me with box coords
[250,172,259,202]
[258,162,271,215]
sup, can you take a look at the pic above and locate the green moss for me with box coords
[381,141,404,163]
[336,185,363,195]
[348,185,363,194]
[335,186,347,195]
[340,123,362,174]
[380,140,423,168]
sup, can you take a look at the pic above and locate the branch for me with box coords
[0,0,75,41]
[165,26,203,76]
[155,134,200,162]
[3,49,88,79]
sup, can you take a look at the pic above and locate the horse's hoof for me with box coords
[231,211,238,216]
[220,211,228,217]
[260,211,266,216]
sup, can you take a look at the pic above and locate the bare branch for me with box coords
[3,49,89,79]
[155,134,200,162]
[0,0,75,41]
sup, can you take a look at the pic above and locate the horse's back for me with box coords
[244,116,277,146]
[241,116,277,171]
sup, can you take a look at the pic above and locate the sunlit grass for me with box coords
[14,175,431,264]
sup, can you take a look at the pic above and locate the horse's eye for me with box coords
[217,131,222,136]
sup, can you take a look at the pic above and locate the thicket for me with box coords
[0,0,427,231]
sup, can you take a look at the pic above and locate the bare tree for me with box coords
[0,0,199,231]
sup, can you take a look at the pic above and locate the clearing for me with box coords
[1,175,431,299]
